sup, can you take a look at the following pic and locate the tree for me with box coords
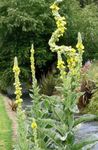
[0,0,55,91]
[0,0,98,92]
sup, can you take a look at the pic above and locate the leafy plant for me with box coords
[85,90,98,115]
[40,71,57,96]
[78,61,98,111]
[81,61,98,114]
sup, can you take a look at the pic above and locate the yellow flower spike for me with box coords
[76,32,84,51]
[31,119,37,129]
[13,57,20,74]
[30,44,36,81]
[13,57,23,108]
[49,1,67,52]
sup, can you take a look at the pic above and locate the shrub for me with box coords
[81,61,98,114]
[40,71,57,96]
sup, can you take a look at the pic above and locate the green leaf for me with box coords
[74,114,98,127]
[73,139,98,150]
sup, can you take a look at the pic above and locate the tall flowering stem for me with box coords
[30,44,41,116]
[13,57,30,150]
[13,57,23,108]
[30,44,37,89]
[49,1,84,149]
[30,45,41,149]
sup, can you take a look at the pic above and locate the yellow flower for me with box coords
[15,88,22,95]
[59,27,65,34]
[56,18,66,28]
[15,98,23,104]
[67,58,75,64]
[31,121,37,129]
[50,3,60,11]
[13,57,20,74]
[71,48,76,53]
[13,66,20,74]
[76,42,84,50]
[57,60,65,69]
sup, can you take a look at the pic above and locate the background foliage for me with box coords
[0,0,98,91]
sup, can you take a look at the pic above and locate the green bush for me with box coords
[82,61,98,114]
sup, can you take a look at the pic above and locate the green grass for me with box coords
[0,95,12,150]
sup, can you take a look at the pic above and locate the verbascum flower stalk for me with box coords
[30,43,41,145]
[30,45,40,149]
[49,1,69,53]
[13,57,23,107]
[76,32,84,73]
[13,57,30,150]
[30,44,40,106]
[49,1,84,78]
[76,32,84,53]
[30,44,37,89]
[49,1,85,149]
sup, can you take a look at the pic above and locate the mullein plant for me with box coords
[13,57,30,150]
[30,44,41,116]
[48,0,98,149]
[29,44,42,150]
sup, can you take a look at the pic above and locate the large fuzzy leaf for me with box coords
[74,114,98,127]
[73,138,98,150]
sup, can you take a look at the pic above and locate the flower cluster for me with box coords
[13,57,23,106]
[31,119,37,129]
[50,3,59,12]
[67,48,79,75]
[76,42,84,50]
[30,44,36,81]
[57,51,66,79]
[49,2,84,78]
[76,32,84,53]
[49,2,67,52]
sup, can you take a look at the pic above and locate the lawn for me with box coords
[0,95,12,150]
